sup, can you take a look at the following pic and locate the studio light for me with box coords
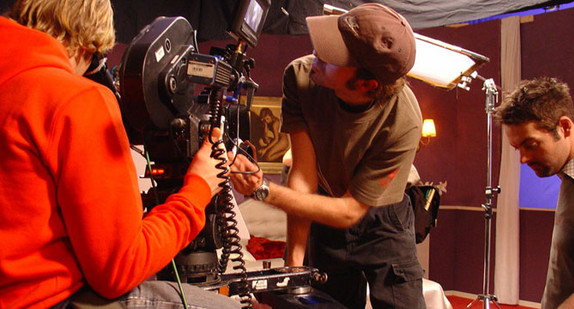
[408,33,489,90]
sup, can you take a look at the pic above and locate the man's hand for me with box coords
[187,127,227,197]
[228,151,263,196]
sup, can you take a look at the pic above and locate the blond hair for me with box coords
[10,0,115,56]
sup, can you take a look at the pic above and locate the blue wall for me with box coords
[519,165,560,209]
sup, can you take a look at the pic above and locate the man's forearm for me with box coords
[265,182,369,229]
[285,214,311,266]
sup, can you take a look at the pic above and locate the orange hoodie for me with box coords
[0,17,211,308]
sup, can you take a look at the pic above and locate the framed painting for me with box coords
[246,96,290,174]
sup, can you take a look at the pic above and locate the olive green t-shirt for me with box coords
[281,55,422,207]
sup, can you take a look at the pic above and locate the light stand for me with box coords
[465,77,502,309]
[401,29,505,308]
[405,32,505,308]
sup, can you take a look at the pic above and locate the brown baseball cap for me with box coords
[306,3,416,84]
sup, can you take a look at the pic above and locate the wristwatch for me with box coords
[251,178,270,201]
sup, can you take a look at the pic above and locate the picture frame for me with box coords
[246,96,290,174]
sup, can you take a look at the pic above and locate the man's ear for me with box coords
[559,116,574,137]
[356,79,379,92]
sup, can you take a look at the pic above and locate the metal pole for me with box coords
[466,78,502,309]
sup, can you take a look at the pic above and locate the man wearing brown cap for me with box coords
[230,3,425,308]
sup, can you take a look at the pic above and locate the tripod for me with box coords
[466,77,502,309]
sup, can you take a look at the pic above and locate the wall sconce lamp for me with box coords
[420,119,436,145]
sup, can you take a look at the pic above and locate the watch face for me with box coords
[255,187,268,200]
[254,191,263,200]
[253,178,269,200]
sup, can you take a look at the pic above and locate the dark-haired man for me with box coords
[495,77,574,309]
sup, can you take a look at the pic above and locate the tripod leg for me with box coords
[491,299,503,309]
[465,297,480,309]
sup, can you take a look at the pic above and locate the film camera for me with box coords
[99,0,344,307]
[118,14,251,284]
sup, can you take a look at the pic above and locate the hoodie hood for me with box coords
[0,17,73,86]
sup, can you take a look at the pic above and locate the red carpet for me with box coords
[447,296,537,309]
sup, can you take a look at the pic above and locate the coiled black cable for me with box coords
[209,94,252,308]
